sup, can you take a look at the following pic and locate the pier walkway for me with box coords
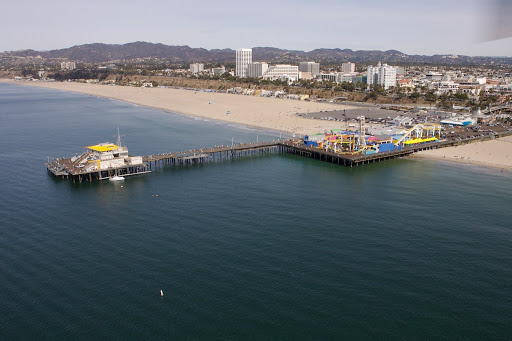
[48,130,512,182]
[142,138,438,169]
[143,129,512,170]
[143,141,282,168]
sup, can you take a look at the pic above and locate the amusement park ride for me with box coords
[304,116,442,155]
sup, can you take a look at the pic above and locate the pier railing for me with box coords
[143,141,283,169]
[142,138,434,169]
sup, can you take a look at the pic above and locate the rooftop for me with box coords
[87,143,119,152]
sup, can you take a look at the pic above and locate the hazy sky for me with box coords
[1,0,511,56]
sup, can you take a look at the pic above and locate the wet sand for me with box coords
[412,136,512,170]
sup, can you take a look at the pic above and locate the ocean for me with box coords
[1,83,511,339]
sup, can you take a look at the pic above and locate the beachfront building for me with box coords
[262,65,299,83]
[299,62,320,77]
[317,72,362,84]
[61,61,76,70]
[367,62,397,89]
[246,62,269,78]
[189,63,204,75]
[341,62,356,74]
[236,48,252,78]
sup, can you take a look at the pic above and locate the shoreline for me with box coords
[0,79,357,136]
[409,154,512,172]
[3,79,512,171]
[410,135,512,171]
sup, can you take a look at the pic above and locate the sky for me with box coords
[1,0,511,57]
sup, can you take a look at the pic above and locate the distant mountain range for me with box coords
[1,41,511,66]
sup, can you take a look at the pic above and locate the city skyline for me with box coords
[1,0,511,57]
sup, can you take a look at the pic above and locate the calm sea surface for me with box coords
[1,83,511,339]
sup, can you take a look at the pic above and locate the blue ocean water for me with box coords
[1,83,511,339]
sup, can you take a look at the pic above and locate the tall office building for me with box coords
[236,48,252,78]
[367,62,396,89]
[299,62,320,77]
[341,62,356,74]
[246,62,269,78]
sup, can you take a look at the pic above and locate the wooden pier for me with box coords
[278,140,441,167]
[142,138,440,170]
[143,141,281,169]
[47,131,512,182]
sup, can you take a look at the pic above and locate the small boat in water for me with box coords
[109,175,125,181]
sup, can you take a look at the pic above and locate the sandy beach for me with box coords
[412,136,512,170]
[1,79,358,136]
[3,79,512,170]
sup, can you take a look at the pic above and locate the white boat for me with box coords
[109,175,125,181]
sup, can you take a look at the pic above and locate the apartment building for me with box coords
[367,62,397,89]
[189,63,204,74]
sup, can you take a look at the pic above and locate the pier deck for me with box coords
[142,138,439,170]
[143,141,281,168]
[47,130,512,182]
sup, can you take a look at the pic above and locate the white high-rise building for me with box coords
[341,62,356,74]
[246,62,268,78]
[367,64,379,87]
[189,63,204,74]
[236,48,252,78]
[367,62,396,89]
[299,62,320,77]
[379,64,397,89]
